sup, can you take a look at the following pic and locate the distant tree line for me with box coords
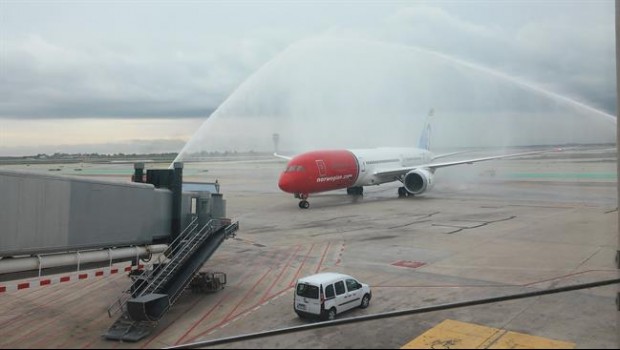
[0,150,272,164]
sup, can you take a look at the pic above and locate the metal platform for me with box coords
[104,219,239,342]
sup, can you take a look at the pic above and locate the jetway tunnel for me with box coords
[0,162,232,281]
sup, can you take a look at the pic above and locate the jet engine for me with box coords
[403,168,434,195]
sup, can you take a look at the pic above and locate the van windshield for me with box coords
[296,283,319,299]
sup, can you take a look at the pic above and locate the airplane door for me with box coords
[358,157,365,173]
[316,160,327,177]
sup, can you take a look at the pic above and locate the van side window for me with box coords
[346,279,360,291]
[325,284,335,299]
[334,281,346,295]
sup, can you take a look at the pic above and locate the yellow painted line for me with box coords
[489,331,575,349]
[401,319,501,349]
[401,319,575,349]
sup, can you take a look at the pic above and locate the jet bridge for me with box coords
[0,161,240,342]
[0,162,227,280]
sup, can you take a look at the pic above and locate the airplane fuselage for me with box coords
[278,147,432,197]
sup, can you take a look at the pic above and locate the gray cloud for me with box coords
[0,35,280,119]
[0,1,615,133]
[379,3,616,114]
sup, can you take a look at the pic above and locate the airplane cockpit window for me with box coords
[285,165,305,173]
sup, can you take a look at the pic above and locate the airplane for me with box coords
[276,110,551,209]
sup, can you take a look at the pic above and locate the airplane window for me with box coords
[286,165,305,173]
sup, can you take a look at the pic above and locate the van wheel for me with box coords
[325,308,337,321]
[360,294,370,309]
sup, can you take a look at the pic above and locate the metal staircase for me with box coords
[104,217,239,342]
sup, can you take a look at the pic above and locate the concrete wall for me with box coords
[0,170,172,256]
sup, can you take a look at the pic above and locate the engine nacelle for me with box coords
[404,168,434,195]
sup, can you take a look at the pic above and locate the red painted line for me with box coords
[40,280,51,286]
[81,339,96,349]
[124,266,132,272]
[4,276,117,348]
[0,279,115,342]
[60,276,71,283]
[229,285,292,323]
[521,270,599,287]
[335,241,346,266]
[0,285,72,329]
[17,282,30,290]
[173,295,229,346]
[260,245,302,303]
[0,286,6,293]
[173,251,276,346]
[185,285,294,345]
[110,268,119,274]
[315,242,331,274]
[142,296,212,349]
[225,268,272,322]
[95,271,104,277]
[272,284,294,298]
[78,274,88,280]
[186,268,273,344]
[28,274,128,348]
[289,244,315,287]
[392,260,426,269]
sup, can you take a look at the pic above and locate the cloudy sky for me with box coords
[0,0,616,156]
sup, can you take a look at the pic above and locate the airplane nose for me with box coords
[278,174,292,193]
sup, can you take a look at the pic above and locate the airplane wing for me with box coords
[273,153,292,161]
[431,150,470,161]
[374,149,555,180]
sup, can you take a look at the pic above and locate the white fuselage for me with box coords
[350,147,432,187]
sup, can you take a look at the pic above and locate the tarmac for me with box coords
[0,148,618,349]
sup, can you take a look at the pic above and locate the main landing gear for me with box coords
[346,187,364,196]
[398,187,413,198]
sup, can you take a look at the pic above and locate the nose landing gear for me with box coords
[296,193,310,209]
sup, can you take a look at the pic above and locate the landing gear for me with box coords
[347,187,364,196]
[398,187,412,198]
[297,193,310,209]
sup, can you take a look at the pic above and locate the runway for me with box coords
[0,148,617,348]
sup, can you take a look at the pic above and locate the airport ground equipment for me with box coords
[190,271,227,293]
[104,218,239,342]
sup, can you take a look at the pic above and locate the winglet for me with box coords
[274,153,292,161]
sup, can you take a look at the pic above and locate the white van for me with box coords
[294,272,372,321]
